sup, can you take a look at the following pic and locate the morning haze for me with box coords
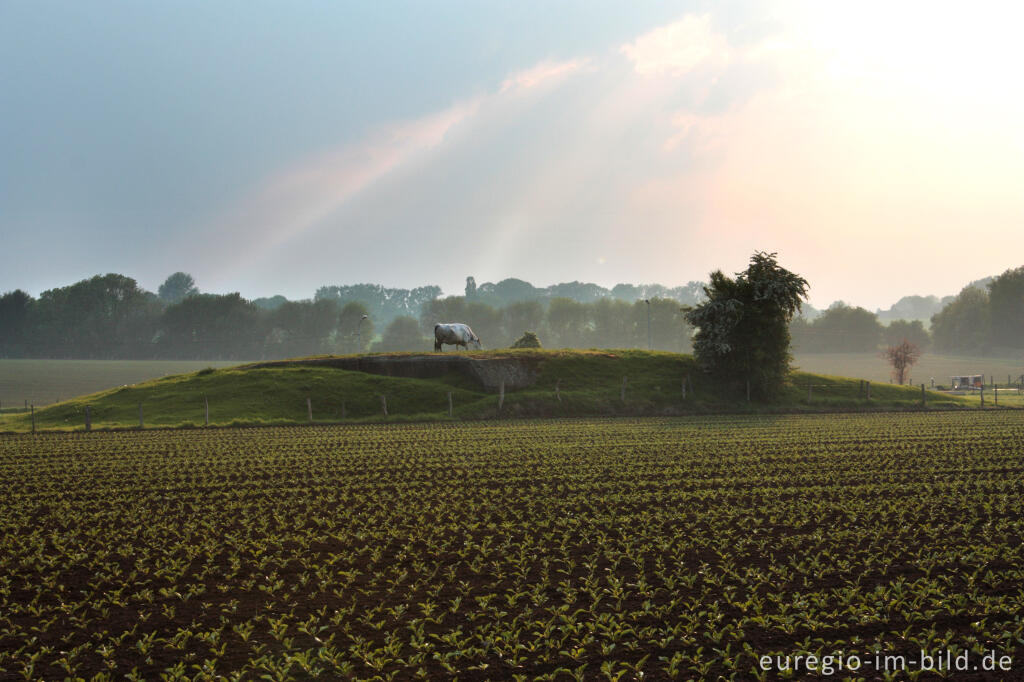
[2,1,1022,311]
[6,5,1024,679]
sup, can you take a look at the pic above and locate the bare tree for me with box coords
[882,339,921,385]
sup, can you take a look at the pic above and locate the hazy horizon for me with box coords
[0,269,986,317]
[3,1,1022,311]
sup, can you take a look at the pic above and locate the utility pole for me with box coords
[356,314,368,352]
[644,299,651,350]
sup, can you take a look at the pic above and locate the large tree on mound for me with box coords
[685,252,808,399]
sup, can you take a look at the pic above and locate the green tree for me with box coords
[158,293,260,360]
[0,290,33,357]
[374,316,428,352]
[264,299,339,357]
[930,286,990,354]
[315,283,440,329]
[252,295,288,310]
[419,296,499,346]
[466,301,500,347]
[684,252,808,399]
[158,272,199,304]
[986,266,1024,348]
[633,298,692,352]
[876,294,949,324]
[788,315,813,353]
[501,300,545,347]
[590,298,634,348]
[805,303,883,352]
[511,331,542,348]
[33,274,158,358]
[420,296,469,335]
[546,298,589,348]
[337,301,372,353]
[883,319,930,350]
[473,278,540,307]
[546,281,608,303]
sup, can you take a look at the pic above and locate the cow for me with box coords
[434,323,482,352]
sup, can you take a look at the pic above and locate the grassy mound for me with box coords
[0,350,972,432]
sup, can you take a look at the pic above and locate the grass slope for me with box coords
[0,350,973,432]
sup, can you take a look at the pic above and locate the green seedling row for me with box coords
[1,412,1023,679]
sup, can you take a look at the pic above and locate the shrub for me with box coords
[511,331,542,348]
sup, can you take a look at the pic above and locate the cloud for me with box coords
[202,18,776,296]
[203,8,1024,309]
[500,58,591,94]
[196,98,481,281]
[200,56,596,288]
[619,15,731,76]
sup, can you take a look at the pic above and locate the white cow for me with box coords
[434,323,482,351]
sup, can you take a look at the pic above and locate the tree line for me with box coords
[3,266,1021,360]
[370,296,691,353]
[929,266,1024,354]
[790,304,930,353]
[0,273,693,360]
[314,276,704,328]
[789,266,1024,356]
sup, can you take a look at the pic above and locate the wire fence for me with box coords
[8,370,1024,434]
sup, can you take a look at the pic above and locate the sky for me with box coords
[2,1,1023,311]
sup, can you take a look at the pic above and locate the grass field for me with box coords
[794,352,1024,387]
[2,351,1018,420]
[0,351,972,432]
[0,359,242,408]
[955,389,1024,408]
[2,413,1023,679]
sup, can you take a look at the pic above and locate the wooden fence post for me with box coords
[85,405,91,431]
[204,395,209,426]
[307,396,313,422]
[380,395,388,416]
[138,401,143,428]
[621,376,627,402]
[31,404,35,433]
[866,382,871,400]
[921,383,925,406]
[681,376,686,400]
[994,385,998,406]
[447,391,453,417]
[980,385,984,408]
[555,379,561,402]
[498,381,505,411]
